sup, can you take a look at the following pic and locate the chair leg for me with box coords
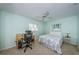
[24,47,27,53]
[28,46,32,49]
[24,45,28,53]
[24,44,32,52]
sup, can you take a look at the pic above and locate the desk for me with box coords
[16,34,24,48]
[16,34,35,49]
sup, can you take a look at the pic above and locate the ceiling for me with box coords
[0,3,79,22]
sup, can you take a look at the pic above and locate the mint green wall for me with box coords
[78,16,79,45]
[0,11,44,49]
[77,16,79,45]
[45,16,77,45]
[0,11,1,49]
[41,22,47,34]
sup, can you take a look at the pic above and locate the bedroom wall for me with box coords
[0,11,44,50]
[77,15,79,45]
[45,16,77,45]
[41,22,47,34]
[78,17,79,45]
[0,11,2,49]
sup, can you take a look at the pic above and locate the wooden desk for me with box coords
[16,34,35,49]
[16,34,24,48]
[16,34,24,41]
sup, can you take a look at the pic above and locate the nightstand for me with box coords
[64,33,71,44]
[64,37,70,44]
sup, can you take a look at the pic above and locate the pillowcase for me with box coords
[49,31,62,38]
[53,28,61,32]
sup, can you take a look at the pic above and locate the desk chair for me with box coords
[22,31,33,52]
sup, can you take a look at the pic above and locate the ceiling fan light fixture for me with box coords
[43,11,49,17]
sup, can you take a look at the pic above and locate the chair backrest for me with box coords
[24,31,33,41]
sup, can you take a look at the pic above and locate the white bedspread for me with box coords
[39,34,63,54]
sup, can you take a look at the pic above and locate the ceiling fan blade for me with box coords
[47,17,52,19]
[36,11,51,21]
[73,3,79,5]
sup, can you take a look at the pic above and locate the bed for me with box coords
[39,29,63,54]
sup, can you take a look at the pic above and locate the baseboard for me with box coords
[0,45,16,51]
[63,41,77,47]
[77,46,79,50]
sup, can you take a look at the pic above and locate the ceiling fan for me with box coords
[36,11,52,21]
[73,3,79,5]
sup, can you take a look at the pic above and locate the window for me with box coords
[29,24,38,31]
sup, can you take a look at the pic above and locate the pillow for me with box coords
[49,31,54,34]
[53,28,61,32]
[49,31,62,38]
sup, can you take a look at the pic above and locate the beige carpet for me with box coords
[0,40,79,55]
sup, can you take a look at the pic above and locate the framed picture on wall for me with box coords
[53,24,61,29]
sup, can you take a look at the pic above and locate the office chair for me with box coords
[22,31,33,52]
